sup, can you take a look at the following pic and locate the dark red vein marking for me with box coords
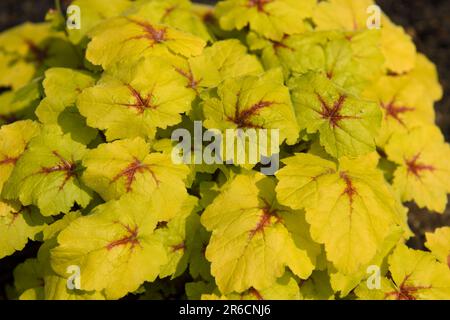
[126,18,167,44]
[0,156,18,166]
[405,153,435,179]
[0,114,18,124]
[171,242,186,252]
[119,84,156,114]
[381,99,415,127]
[316,93,359,128]
[271,35,294,53]
[247,0,273,13]
[248,288,264,300]
[340,172,357,205]
[39,151,76,190]
[228,94,275,128]
[175,67,202,94]
[111,158,160,192]
[385,275,431,300]
[447,255,450,268]
[106,221,140,251]
[248,199,280,240]
[24,39,47,63]
[162,5,177,20]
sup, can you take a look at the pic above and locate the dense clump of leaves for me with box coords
[0,0,449,300]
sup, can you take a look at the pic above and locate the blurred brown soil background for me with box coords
[0,0,449,297]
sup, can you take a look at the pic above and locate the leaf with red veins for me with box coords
[171,242,186,253]
[2,127,91,216]
[50,195,167,300]
[386,126,450,213]
[385,275,431,300]
[38,151,77,191]
[340,172,357,205]
[111,158,159,193]
[0,157,18,166]
[85,16,205,69]
[405,153,435,179]
[290,74,381,157]
[82,137,189,220]
[126,18,168,45]
[247,0,273,13]
[174,67,202,94]
[204,69,299,145]
[202,173,315,293]
[229,98,276,129]
[381,99,415,127]
[118,84,157,114]
[106,222,141,251]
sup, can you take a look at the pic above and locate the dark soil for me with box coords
[0,0,449,298]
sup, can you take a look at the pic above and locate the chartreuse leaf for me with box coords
[0,22,82,88]
[157,196,200,279]
[42,211,82,241]
[0,79,42,125]
[82,137,189,220]
[67,0,132,45]
[0,201,50,259]
[2,126,92,216]
[125,0,211,41]
[426,227,450,267]
[0,120,40,191]
[51,194,167,299]
[14,239,105,300]
[77,57,195,141]
[355,244,450,300]
[312,0,416,74]
[202,272,301,300]
[86,15,206,70]
[276,153,408,274]
[363,73,436,146]
[329,226,404,297]
[215,0,315,40]
[201,171,316,294]
[203,68,299,146]
[171,39,263,95]
[385,126,450,213]
[289,73,381,158]
[299,271,334,300]
[36,68,97,144]
[248,29,383,92]
[409,53,443,102]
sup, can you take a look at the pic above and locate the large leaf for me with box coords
[276,153,408,274]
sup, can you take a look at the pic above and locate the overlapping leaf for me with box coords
[77,57,195,141]
[51,194,167,299]
[276,153,408,274]
[82,137,189,220]
[289,73,381,158]
[215,0,315,40]
[385,126,450,213]
[201,171,316,294]
[86,15,206,70]
[2,126,92,216]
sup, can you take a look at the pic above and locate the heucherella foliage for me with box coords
[0,0,449,301]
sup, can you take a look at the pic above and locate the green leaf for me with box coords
[289,73,381,158]
[51,194,167,299]
[276,153,408,274]
[77,57,195,141]
[82,137,189,220]
[201,171,315,294]
[2,126,92,216]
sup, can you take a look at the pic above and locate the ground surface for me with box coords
[0,0,449,298]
